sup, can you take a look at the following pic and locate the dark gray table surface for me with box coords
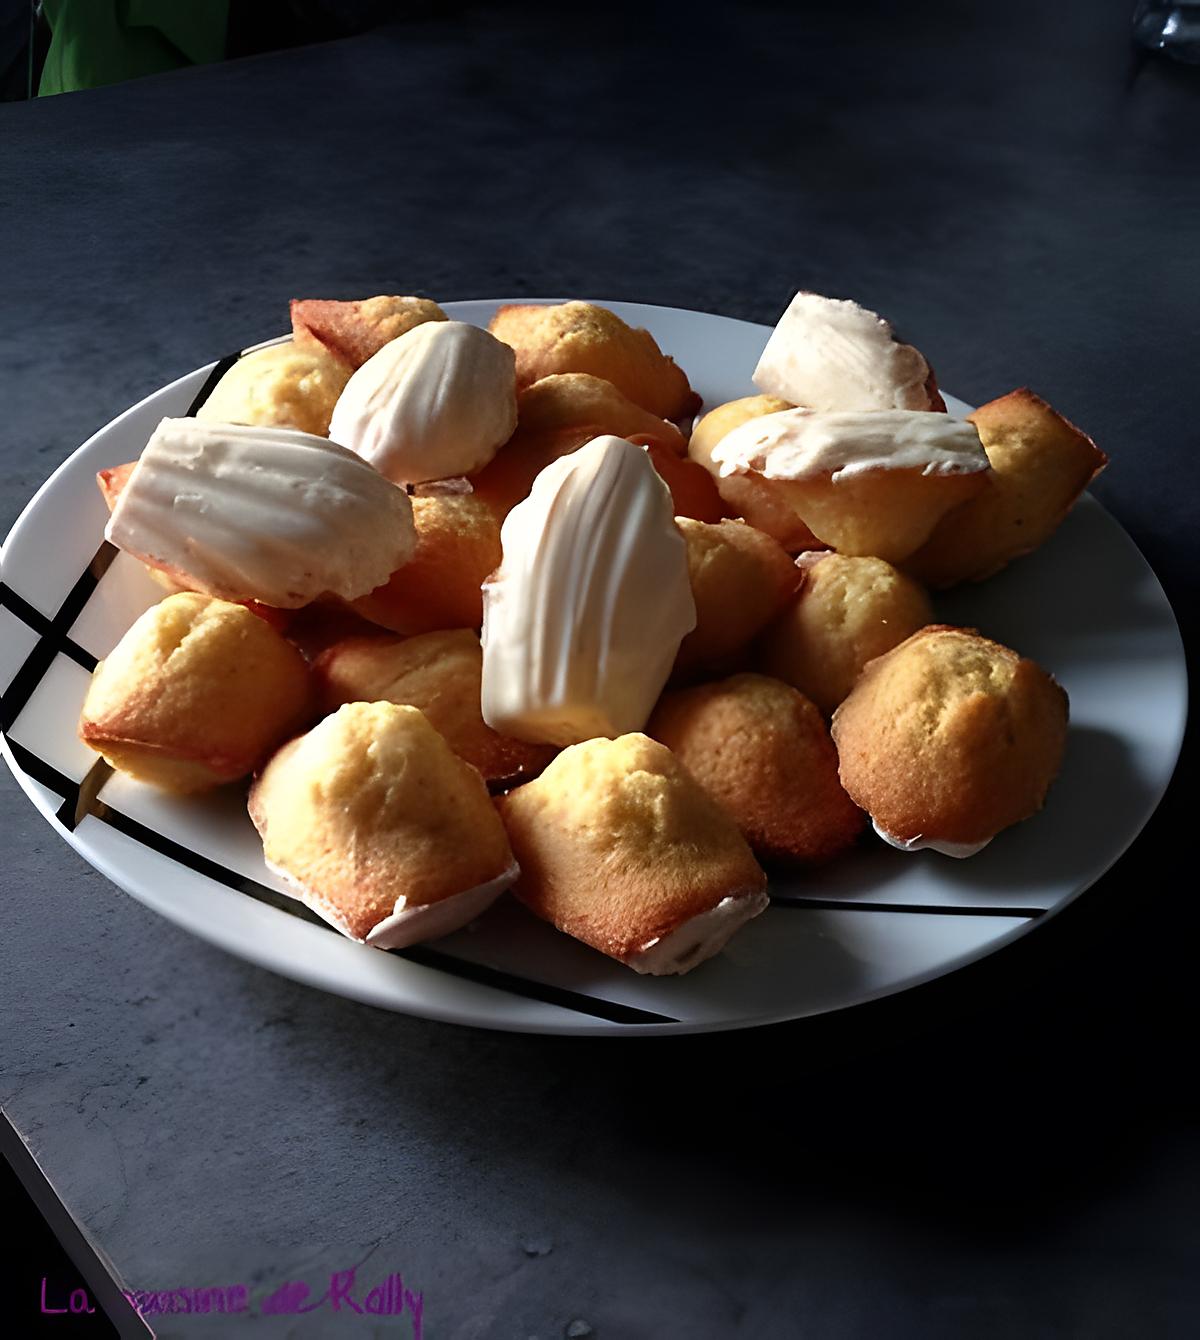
[3,3,1198,1337]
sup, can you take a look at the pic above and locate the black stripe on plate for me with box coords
[0,639,60,735]
[3,348,242,804]
[396,946,681,1026]
[0,622,96,735]
[91,803,677,1025]
[184,351,241,416]
[0,582,56,636]
[0,552,108,733]
[5,345,245,727]
[91,799,334,922]
[4,729,109,834]
[7,738,1041,924]
[58,641,96,673]
[770,894,1044,919]
[1,577,104,671]
[53,539,120,633]
[5,736,80,805]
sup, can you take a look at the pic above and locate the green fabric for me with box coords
[39,0,229,96]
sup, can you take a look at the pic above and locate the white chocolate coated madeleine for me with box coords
[480,435,696,746]
[105,419,415,608]
[711,408,988,484]
[329,320,517,483]
[754,291,944,412]
[711,408,990,562]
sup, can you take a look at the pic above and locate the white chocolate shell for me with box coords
[871,821,992,860]
[754,291,937,412]
[105,418,415,608]
[266,854,520,949]
[624,889,770,975]
[480,435,696,747]
[329,320,517,483]
[711,408,989,482]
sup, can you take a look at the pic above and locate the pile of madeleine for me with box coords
[77,291,1106,975]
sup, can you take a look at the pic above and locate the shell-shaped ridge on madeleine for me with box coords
[105,418,415,608]
[330,320,517,483]
[480,435,696,746]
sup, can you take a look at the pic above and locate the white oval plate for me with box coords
[0,300,1187,1035]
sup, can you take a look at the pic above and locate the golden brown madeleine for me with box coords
[674,518,800,673]
[688,395,824,551]
[643,441,727,523]
[760,466,988,562]
[351,491,501,634]
[195,341,351,437]
[290,295,447,368]
[517,373,687,452]
[249,702,517,947]
[312,629,556,784]
[649,673,864,863]
[831,626,1069,852]
[469,421,604,519]
[78,593,314,793]
[488,301,701,421]
[471,421,714,522]
[758,552,933,716]
[904,388,1109,588]
[281,599,384,661]
[496,734,767,975]
[96,461,138,512]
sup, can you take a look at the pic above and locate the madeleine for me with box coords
[710,407,991,563]
[688,395,822,551]
[905,388,1108,587]
[649,674,864,863]
[497,734,767,975]
[831,626,1069,856]
[674,518,799,673]
[489,301,700,420]
[758,552,933,715]
[250,702,517,948]
[78,593,313,793]
[290,294,447,368]
[196,341,350,437]
[351,492,502,634]
[517,372,686,451]
[313,629,555,785]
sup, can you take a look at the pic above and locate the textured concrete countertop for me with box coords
[2,3,1197,1336]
